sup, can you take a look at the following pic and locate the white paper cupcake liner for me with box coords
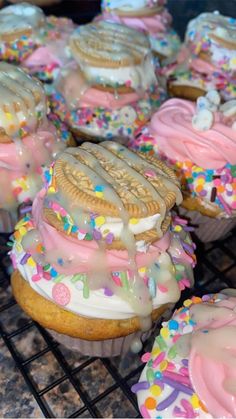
[46,305,174,357]
[178,207,236,243]
[0,209,17,233]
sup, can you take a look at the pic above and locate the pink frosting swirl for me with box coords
[32,189,171,275]
[149,98,236,169]
[189,296,236,418]
[96,9,172,35]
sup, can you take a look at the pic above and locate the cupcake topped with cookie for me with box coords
[0,62,68,232]
[50,21,164,142]
[166,11,236,101]
[130,90,236,241]
[0,2,75,82]
[133,291,236,418]
[11,142,195,357]
[97,0,181,61]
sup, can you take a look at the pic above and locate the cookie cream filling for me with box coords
[78,53,157,92]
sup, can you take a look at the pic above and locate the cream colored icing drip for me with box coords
[0,63,47,136]
[0,2,45,36]
[19,142,183,323]
[69,21,157,93]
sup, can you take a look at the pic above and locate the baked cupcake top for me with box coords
[102,0,166,15]
[69,21,157,93]
[0,2,45,42]
[148,90,236,170]
[11,142,197,324]
[0,62,47,141]
[185,12,236,74]
[132,291,236,418]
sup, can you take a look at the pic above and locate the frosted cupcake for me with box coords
[0,2,74,82]
[133,291,236,418]
[129,90,236,242]
[10,142,195,357]
[0,63,68,232]
[50,21,165,143]
[167,12,236,101]
[97,0,181,61]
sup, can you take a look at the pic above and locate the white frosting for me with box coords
[78,53,157,91]
[100,213,160,237]
[0,2,45,36]
[13,243,181,320]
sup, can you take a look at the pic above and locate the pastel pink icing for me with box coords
[23,46,62,67]
[189,297,236,418]
[0,124,58,171]
[32,189,172,275]
[0,123,61,207]
[58,68,142,110]
[96,9,172,35]
[190,57,218,76]
[149,98,236,169]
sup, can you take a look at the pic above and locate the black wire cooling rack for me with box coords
[0,229,236,418]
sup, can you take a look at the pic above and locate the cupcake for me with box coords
[49,21,165,143]
[0,2,74,82]
[166,12,236,101]
[0,62,68,232]
[10,141,195,357]
[132,291,236,418]
[129,91,236,242]
[96,0,181,62]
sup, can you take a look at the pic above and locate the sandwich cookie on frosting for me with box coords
[50,21,165,142]
[129,90,236,242]
[132,291,236,418]
[0,62,70,232]
[97,0,181,61]
[10,142,195,357]
[166,11,236,101]
[0,2,75,82]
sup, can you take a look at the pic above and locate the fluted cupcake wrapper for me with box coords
[178,207,236,243]
[46,306,174,358]
[0,209,18,234]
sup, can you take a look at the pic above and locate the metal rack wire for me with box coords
[0,229,236,417]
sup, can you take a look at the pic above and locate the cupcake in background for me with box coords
[96,0,181,63]
[165,11,236,101]
[0,63,68,232]
[0,2,75,82]
[129,90,236,242]
[132,290,236,418]
[10,142,195,357]
[50,21,165,143]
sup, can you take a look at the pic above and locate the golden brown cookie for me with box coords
[11,270,170,340]
[69,21,150,70]
[168,82,206,101]
[0,62,46,141]
[54,143,179,218]
[114,5,163,17]
[181,194,221,218]
[0,2,45,42]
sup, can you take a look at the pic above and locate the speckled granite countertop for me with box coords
[1,231,236,417]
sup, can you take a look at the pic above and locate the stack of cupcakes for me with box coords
[10,142,196,357]
[166,11,236,101]
[97,0,181,62]
[129,90,236,242]
[49,20,165,142]
[0,62,69,232]
[133,290,236,418]
[0,2,75,82]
